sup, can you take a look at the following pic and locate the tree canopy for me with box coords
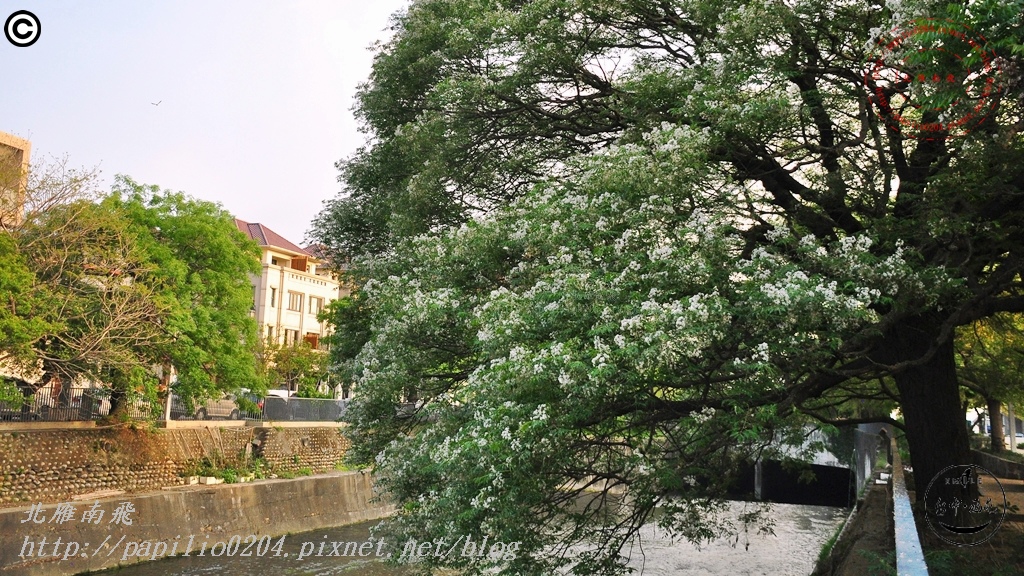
[106,176,263,401]
[259,340,330,396]
[2,164,165,397]
[956,313,1024,450]
[311,0,1024,573]
[1,165,262,409]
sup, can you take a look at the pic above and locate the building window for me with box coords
[284,329,300,346]
[287,291,303,312]
[270,287,276,307]
[267,326,274,341]
[309,296,324,316]
[251,286,256,310]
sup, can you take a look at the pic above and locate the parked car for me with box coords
[236,389,265,418]
[170,393,242,420]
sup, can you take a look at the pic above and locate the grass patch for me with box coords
[277,467,314,479]
[333,461,357,472]
[181,452,270,483]
[983,448,1024,464]
[918,509,1024,575]
[815,522,843,567]
[857,550,895,576]
[921,547,1024,576]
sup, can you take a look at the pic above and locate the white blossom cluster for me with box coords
[352,114,962,434]
[346,113,966,571]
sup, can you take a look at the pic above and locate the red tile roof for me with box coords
[235,219,310,256]
[303,243,328,260]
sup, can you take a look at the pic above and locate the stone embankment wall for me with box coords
[0,426,351,507]
[972,449,1024,480]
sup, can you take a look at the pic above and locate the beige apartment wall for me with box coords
[0,131,31,228]
[249,247,343,348]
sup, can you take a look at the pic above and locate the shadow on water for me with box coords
[732,459,857,508]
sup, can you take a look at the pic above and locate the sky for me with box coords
[1,0,410,245]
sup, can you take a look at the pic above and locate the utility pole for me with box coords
[162,362,172,422]
[1009,403,1018,454]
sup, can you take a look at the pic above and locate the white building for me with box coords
[235,219,349,350]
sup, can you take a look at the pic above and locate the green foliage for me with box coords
[342,129,943,574]
[919,546,1024,576]
[956,313,1024,449]
[0,379,24,407]
[182,454,271,483]
[297,386,333,399]
[333,460,356,471]
[12,172,166,397]
[321,295,370,384]
[275,467,313,479]
[235,395,261,416]
[0,234,53,373]
[857,550,896,576]
[815,520,845,568]
[313,0,1024,574]
[258,340,329,396]
[107,176,263,400]
[957,314,1024,406]
[182,454,227,478]
[0,162,262,413]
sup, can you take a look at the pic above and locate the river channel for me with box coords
[105,501,846,576]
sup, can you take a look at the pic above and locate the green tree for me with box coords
[956,314,1024,451]
[0,151,52,372]
[1,165,262,415]
[0,233,53,377]
[312,0,1024,573]
[260,340,329,396]
[4,163,167,406]
[320,293,369,397]
[106,176,264,405]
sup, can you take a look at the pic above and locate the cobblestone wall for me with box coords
[252,427,352,471]
[0,426,351,508]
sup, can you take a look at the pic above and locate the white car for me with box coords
[170,393,242,420]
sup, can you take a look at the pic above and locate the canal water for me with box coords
[108,502,846,576]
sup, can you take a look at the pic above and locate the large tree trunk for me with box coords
[882,314,971,503]
[988,398,1004,453]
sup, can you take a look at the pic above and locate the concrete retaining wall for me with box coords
[0,471,391,575]
[972,449,1024,480]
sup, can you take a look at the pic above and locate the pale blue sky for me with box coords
[1,0,409,244]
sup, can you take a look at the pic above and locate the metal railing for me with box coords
[852,424,887,498]
[262,396,348,422]
[0,387,349,423]
[0,387,113,422]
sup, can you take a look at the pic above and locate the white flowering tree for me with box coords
[345,131,965,574]
[313,0,1024,574]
